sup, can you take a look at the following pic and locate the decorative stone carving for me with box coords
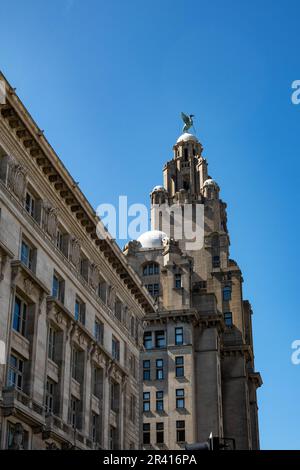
[7,157,27,202]
[69,237,81,269]
[42,202,58,240]
[23,277,34,296]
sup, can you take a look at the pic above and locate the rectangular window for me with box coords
[146,283,159,297]
[80,255,89,282]
[70,396,80,428]
[91,412,99,442]
[25,191,35,218]
[143,423,150,445]
[156,359,164,380]
[176,420,186,442]
[92,366,103,399]
[71,348,82,382]
[45,379,55,414]
[223,286,232,301]
[52,273,65,304]
[98,280,107,303]
[129,395,136,423]
[213,255,220,268]
[175,273,182,289]
[48,326,56,362]
[21,239,35,271]
[143,392,150,412]
[175,356,184,378]
[114,298,122,321]
[224,312,233,327]
[175,327,183,345]
[109,425,118,450]
[143,332,152,350]
[56,227,69,258]
[176,389,185,409]
[112,337,120,361]
[75,297,85,325]
[94,319,104,344]
[156,422,164,444]
[143,360,151,380]
[12,295,27,337]
[110,380,119,412]
[8,354,24,390]
[156,391,164,411]
[155,330,166,348]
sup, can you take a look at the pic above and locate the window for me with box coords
[143,392,150,412]
[21,239,35,271]
[110,380,119,412]
[129,395,136,423]
[12,296,27,337]
[156,422,164,444]
[175,327,183,345]
[146,283,159,298]
[223,286,232,301]
[70,396,80,429]
[176,420,186,442]
[75,298,85,325]
[8,354,24,390]
[175,273,182,289]
[98,279,107,303]
[91,412,100,443]
[80,255,89,282]
[156,391,164,411]
[45,379,55,414]
[25,191,35,218]
[143,263,159,276]
[129,354,136,378]
[71,348,82,382]
[175,356,184,378]
[224,312,233,327]
[7,422,28,449]
[176,389,185,409]
[48,326,56,362]
[130,316,135,338]
[52,273,65,303]
[155,330,166,348]
[143,360,151,380]
[92,366,103,399]
[143,332,152,350]
[56,227,69,257]
[112,337,120,361]
[114,298,122,322]
[212,255,220,268]
[143,423,150,445]
[94,319,103,344]
[156,359,164,380]
[109,425,118,450]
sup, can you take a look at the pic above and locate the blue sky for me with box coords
[1,0,300,449]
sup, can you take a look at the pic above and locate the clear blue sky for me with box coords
[1,0,299,449]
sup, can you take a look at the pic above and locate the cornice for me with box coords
[0,72,155,315]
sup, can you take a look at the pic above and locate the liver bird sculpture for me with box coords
[181,112,195,133]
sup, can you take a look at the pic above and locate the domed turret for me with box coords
[137,230,169,249]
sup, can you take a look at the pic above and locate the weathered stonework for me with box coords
[0,72,155,450]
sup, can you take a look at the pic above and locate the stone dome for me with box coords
[176,132,199,143]
[203,178,219,188]
[137,230,169,249]
[152,185,166,192]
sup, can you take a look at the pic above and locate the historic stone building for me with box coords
[0,72,155,450]
[124,131,262,450]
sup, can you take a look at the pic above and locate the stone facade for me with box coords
[0,73,155,450]
[124,132,262,450]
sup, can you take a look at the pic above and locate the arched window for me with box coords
[143,263,159,276]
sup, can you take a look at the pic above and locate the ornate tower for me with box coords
[124,127,262,450]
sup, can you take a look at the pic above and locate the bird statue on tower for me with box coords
[181,112,195,133]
